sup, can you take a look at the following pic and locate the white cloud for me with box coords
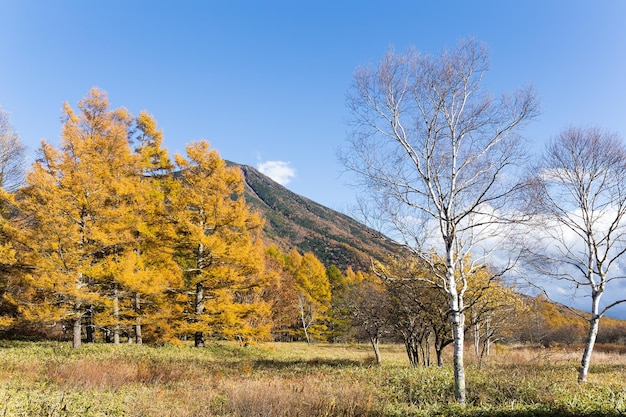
[257,160,296,185]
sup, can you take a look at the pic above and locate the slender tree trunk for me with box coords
[447,258,466,404]
[435,346,444,367]
[85,305,95,343]
[297,294,312,346]
[72,311,82,349]
[474,319,480,356]
[113,286,120,344]
[452,307,466,403]
[419,339,426,366]
[370,336,382,364]
[485,318,491,356]
[194,239,206,348]
[301,312,311,346]
[195,282,205,347]
[134,293,143,345]
[578,291,602,383]
[404,337,420,367]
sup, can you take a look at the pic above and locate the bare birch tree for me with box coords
[0,107,26,192]
[528,127,626,383]
[342,38,538,403]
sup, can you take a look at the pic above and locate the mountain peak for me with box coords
[232,163,402,271]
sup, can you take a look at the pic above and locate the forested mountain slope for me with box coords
[234,163,403,271]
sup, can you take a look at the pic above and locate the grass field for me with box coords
[0,340,625,416]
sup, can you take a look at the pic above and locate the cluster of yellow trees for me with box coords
[2,88,610,356]
[0,88,343,348]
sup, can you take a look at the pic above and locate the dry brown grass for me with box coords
[1,341,626,416]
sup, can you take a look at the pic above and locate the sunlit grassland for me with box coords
[1,340,625,416]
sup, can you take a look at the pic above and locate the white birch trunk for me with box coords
[448,264,466,403]
[578,290,602,382]
[298,294,312,346]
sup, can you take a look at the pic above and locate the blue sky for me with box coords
[2,1,625,211]
[2,1,626,315]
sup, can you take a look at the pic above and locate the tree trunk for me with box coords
[72,313,82,349]
[370,336,382,364]
[195,282,205,347]
[474,320,480,356]
[85,305,95,343]
[297,294,312,346]
[301,313,311,346]
[452,308,466,403]
[448,261,466,405]
[485,318,491,356]
[113,286,120,344]
[435,346,444,367]
[578,292,602,383]
[404,337,420,367]
[134,293,143,345]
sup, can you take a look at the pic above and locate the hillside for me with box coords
[234,163,403,271]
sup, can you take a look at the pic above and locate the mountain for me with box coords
[234,163,404,271]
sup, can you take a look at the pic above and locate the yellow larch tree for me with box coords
[286,250,331,345]
[262,246,300,341]
[171,140,269,346]
[0,189,21,329]
[0,107,26,328]
[17,88,140,348]
[118,110,184,345]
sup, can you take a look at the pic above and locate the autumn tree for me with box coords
[17,88,140,348]
[171,141,268,347]
[527,127,626,382]
[465,267,526,367]
[343,39,539,402]
[285,250,332,345]
[0,107,26,328]
[512,295,585,346]
[0,189,20,329]
[262,247,334,343]
[377,257,451,367]
[121,110,183,345]
[262,246,300,341]
[325,264,352,342]
[388,281,434,367]
[343,273,392,363]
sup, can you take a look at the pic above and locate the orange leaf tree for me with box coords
[171,141,269,346]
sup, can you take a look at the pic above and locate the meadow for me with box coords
[0,340,625,416]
